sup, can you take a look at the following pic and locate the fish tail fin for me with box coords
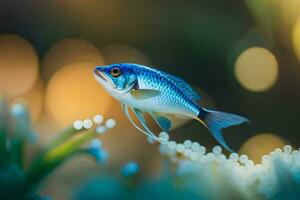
[197,108,250,152]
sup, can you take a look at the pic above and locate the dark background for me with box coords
[1,2,300,197]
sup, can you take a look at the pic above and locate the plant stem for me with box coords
[46,126,81,150]
[23,129,97,196]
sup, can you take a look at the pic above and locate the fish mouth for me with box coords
[94,66,117,88]
[94,67,109,82]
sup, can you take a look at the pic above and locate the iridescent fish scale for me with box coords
[133,66,199,117]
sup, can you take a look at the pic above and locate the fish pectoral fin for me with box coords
[121,104,158,140]
[132,108,146,124]
[150,112,172,131]
[131,89,161,99]
[132,108,155,134]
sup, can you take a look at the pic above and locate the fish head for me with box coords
[94,64,137,94]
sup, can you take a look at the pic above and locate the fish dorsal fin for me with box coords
[131,89,161,99]
[163,72,201,101]
[150,112,172,131]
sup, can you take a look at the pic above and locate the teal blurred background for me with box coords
[1,0,300,199]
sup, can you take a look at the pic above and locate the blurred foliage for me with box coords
[0,98,103,199]
[1,0,300,199]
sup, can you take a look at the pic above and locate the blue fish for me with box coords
[94,63,249,151]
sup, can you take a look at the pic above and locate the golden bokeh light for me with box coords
[101,44,151,65]
[45,62,112,126]
[239,133,287,163]
[234,47,278,92]
[42,38,104,81]
[279,0,300,38]
[292,17,300,63]
[0,34,39,98]
[11,79,45,123]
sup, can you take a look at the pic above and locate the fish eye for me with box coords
[110,66,122,77]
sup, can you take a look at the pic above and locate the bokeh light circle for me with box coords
[0,34,39,97]
[239,133,287,163]
[45,62,112,126]
[292,18,300,63]
[42,38,104,81]
[280,0,300,44]
[234,47,278,92]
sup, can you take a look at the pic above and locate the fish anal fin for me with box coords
[150,112,172,131]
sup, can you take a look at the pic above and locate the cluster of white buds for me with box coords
[158,132,299,199]
[159,134,206,161]
[72,114,116,134]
